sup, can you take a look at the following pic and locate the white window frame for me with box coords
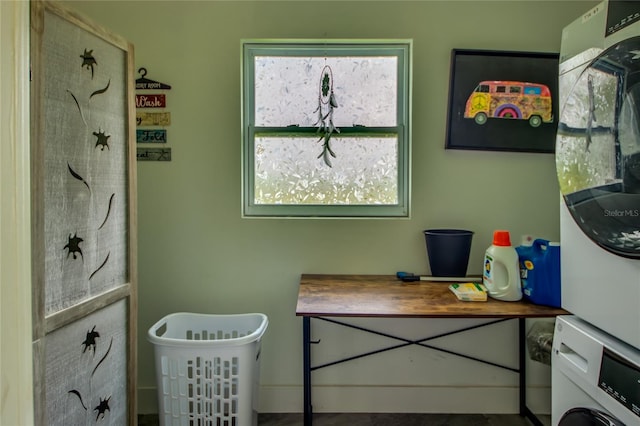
[241,39,412,218]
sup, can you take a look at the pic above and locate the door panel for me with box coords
[30,1,137,424]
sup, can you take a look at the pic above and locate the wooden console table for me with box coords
[295,274,568,426]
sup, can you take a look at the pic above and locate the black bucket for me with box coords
[423,229,474,277]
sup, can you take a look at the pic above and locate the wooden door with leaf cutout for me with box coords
[30,1,137,425]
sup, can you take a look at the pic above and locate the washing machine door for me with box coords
[556,36,640,259]
[559,407,625,425]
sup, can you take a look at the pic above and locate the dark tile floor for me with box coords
[139,413,547,425]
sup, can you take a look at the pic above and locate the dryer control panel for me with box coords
[599,347,640,417]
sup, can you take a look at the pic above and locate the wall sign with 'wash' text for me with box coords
[135,94,166,108]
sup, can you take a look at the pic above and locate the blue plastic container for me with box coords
[516,239,561,308]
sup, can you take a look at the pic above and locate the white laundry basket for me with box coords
[148,312,268,426]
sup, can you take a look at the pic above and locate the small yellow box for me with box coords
[449,282,488,301]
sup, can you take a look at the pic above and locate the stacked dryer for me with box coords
[553,1,640,425]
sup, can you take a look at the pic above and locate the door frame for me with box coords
[0,1,34,425]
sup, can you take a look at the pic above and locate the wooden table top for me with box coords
[296,274,569,318]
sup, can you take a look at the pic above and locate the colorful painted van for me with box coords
[464,80,553,127]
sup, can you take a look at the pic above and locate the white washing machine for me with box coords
[557,0,640,350]
[552,315,640,425]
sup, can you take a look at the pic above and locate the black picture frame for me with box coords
[445,49,560,153]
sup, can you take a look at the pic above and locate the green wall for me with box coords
[65,0,597,414]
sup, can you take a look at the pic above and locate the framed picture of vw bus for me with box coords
[445,49,559,153]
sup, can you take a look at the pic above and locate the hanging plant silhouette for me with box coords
[68,325,116,423]
[314,65,339,167]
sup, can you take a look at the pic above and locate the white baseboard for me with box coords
[138,385,551,415]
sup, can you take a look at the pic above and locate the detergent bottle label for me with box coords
[520,259,535,297]
[483,253,494,288]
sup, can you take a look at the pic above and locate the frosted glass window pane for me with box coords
[255,136,398,205]
[254,56,397,127]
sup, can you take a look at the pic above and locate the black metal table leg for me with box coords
[303,317,312,426]
[519,318,526,417]
[519,317,543,426]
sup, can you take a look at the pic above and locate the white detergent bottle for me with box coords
[483,230,522,301]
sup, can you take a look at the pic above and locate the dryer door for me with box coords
[559,407,625,425]
[556,36,640,259]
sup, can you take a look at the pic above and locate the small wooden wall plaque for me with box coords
[135,94,166,108]
[136,112,170,126]
[137,148,171,161]
[136,129,166,143]
[135,67,171,90]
